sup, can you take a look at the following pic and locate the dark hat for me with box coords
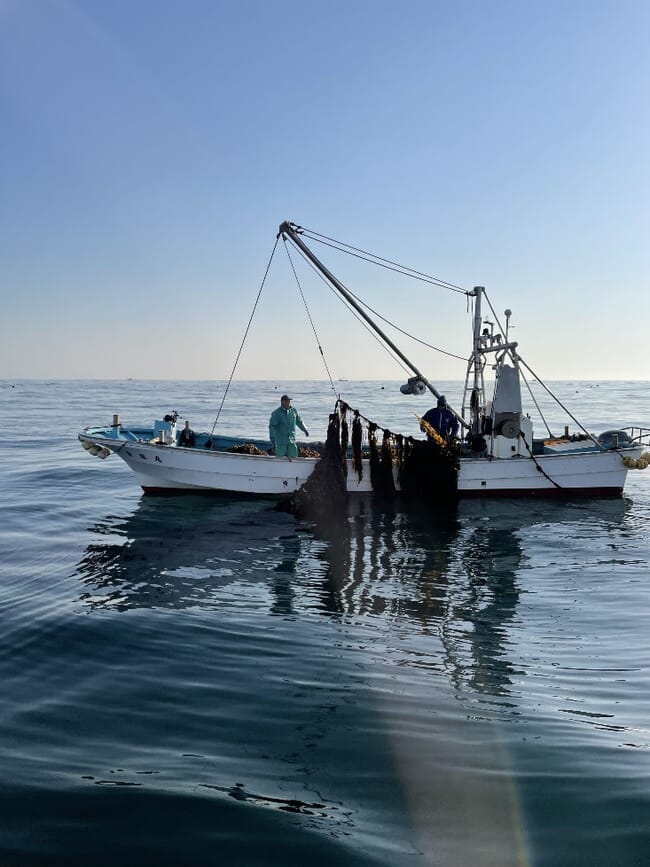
[280,394,291,401]
[437,395,447,407]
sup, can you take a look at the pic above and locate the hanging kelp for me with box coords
[291,399,459,517]
[291,409,348,520]
[379,429,397,496]
[340,408,349,480]
[399,438,459,501]
[367,422,381,491]
[340,399,459,503]
[351,411,363,481]
[401,416,459,502]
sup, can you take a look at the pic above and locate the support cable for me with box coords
[483,289,599,446]
[210,238,278,435]
[517,356,604,449]
[339,284,467,361]
[519,366,554,438]
[290,235,466,362]
[483,291,508,340]
[300,226,468,294]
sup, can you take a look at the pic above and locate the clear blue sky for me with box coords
[1,0,648,381]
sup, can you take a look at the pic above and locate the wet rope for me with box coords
[210,238,278,436]
[519,432,562,488]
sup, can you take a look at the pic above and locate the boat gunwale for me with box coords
[78,432,321,462]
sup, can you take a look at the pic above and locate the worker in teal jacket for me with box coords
[269,395,309,458]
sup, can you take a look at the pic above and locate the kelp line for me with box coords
[291,400,459,520]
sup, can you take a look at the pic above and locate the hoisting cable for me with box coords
[210,237,279,436]
[299,225,469,295]
[290,242,413,377]
[283,238,337,395]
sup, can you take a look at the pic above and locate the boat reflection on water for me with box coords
[77,493,631,690]
[76,496,303,612]
[75,494,632,865]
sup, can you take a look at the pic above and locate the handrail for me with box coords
[622,426,650,445]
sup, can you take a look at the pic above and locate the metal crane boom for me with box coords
[279,221,467,429]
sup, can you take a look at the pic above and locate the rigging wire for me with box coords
[302,233,456,292]
[518,365,553,438]
[283,238,337,394]
[210,237,279,436]
[299,225,469,294]
[517,356,603,448]
[290,243,413,377]
[339,284,467,361]
[483,291,508,341]
[482,287,598,444]
[287,229,467,362]
[285,227,609,453]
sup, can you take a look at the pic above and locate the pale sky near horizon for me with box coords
[1,0,648,382]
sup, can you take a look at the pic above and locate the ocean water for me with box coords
[2,378,650,866]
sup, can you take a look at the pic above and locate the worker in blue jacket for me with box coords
[269,395,309,458]
[421,395,459,439]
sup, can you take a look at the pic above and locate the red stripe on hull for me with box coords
[458,486,623,498]
[141,486,283,499]
[142,485,624,499]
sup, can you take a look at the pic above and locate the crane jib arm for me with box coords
[278,221,468,430]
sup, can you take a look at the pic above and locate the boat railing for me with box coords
[623,427,650,446]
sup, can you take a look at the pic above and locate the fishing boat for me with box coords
[79,221,650,498]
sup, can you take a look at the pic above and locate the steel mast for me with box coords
[470,285,485,435]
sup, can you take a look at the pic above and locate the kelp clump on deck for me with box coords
[291,399,459,518]
[226,443,269,455]
[298,446,322,458]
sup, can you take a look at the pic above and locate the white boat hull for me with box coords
[457,449,634,497]
[79,434,639,498]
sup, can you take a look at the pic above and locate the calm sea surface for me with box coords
[2,379,650,866]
